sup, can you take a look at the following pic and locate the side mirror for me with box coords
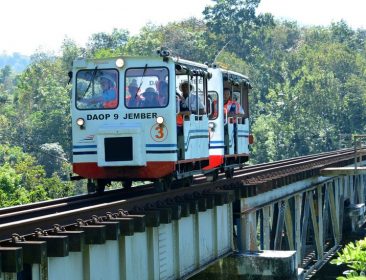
[68,71,73,84]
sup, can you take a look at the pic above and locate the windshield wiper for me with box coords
[84,66,98,94]
[135,64,148,99]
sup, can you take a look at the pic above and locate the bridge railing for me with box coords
[353,134,366,170]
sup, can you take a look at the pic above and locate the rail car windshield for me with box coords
[125,67,169,108]
[76,69,118,110]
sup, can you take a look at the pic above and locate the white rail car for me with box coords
[70,51,252,192]
[205,66,253,179]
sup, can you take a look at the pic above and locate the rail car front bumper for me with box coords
[97,123,146,167]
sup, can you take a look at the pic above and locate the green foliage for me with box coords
[122,19,213,62]
[250,115,278,163]
[9,52,71,161]
[60,37,84,71]
[203,0,274,61]
[0,40,81,205]
[123,24,163,56]
[86,28,130,57]
[38,143,68,178]
[0,0,366,205]
[215,51,250,75]
[157,18,214,62]
[331,238,366,279]
[0,145,75,206]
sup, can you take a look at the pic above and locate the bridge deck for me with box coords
[320,167,366,175]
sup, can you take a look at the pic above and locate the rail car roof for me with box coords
[72,55,208,69]
[218,68,252,88]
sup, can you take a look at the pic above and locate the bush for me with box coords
[330,238,366,279]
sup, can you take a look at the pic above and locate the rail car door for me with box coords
[235,83,250,155]
[176,74,209,161]
[225,118,236,154]
[182,114,209,159]
[205,68,225,169]
[210,69,251,161]
[206,90,224,168]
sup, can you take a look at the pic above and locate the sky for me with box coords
[257,0,366,29]
[1,0,365,56]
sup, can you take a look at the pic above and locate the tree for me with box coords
[12,52,71,158]
[86,28,130,57]
[123,24,163,56]
[38,143,68,178]
[203,0,275,61]
[157,18,214,62]
[121,19,214,63]
[60,37,84,72]
[0,145,75,206]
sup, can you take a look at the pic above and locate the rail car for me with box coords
[70,50,253,193]
[205,65,253,179]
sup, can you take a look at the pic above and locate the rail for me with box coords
[0,148,362,243]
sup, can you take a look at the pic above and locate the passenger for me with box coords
[176,91,189,112]
[179,80,205,114]
[157,80,168,107]
[223,88,244,122]
[140,87,159,107]
[83,74,117,108]
[176,82,192,134]
[223,88,244,154]
[209,95,218,119]
[176,91,187,134]
[126,79,141,107]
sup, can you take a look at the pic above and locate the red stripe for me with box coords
[73,162,176,179]
[203,155,224,170]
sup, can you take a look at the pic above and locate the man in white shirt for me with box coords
[179,81,205,114]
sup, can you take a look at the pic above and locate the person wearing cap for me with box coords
[176,80,205,135]
[157,80,168,107]
[179,80,205,114]
[223,87,244,154]
[83,75,117,108]
[223,88,244,122]
[126,79,141,107]
[140,87,159,107]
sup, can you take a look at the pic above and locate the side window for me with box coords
[125,67,169,109]
[233,88,246,116]
[176,75,207,115]
[233,91,241,104]
[156,78,169,107]
[76,69,118,110]
[191,76,206,113]
[208,91,218,120]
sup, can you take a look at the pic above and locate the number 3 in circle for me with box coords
[150,124,168,142]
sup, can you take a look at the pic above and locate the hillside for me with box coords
[0,52,30,72]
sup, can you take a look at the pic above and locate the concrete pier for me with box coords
[235,250,298,280]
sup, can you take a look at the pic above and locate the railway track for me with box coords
[0,148,361,243]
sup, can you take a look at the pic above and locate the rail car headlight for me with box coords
[115,58,124,68]
[156,116,164,125]
[208,122,215,129]
[76,118,85,129]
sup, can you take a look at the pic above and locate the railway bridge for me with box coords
[0,147,366,279]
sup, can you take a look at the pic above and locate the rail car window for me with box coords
[76,69,118,110]
[233,91,241,104]
[125,67,169,108]
[176,75,206,115]
[208,91,218,120]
